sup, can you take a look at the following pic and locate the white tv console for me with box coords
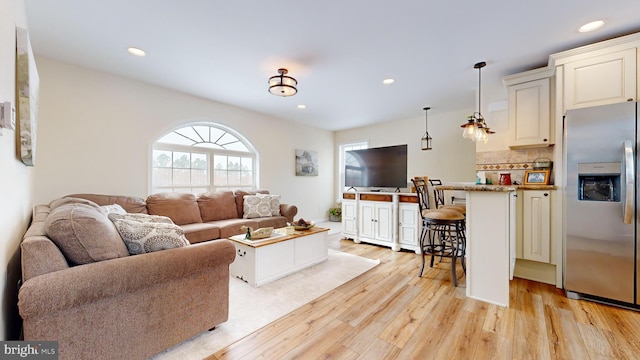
[341,191,421,253]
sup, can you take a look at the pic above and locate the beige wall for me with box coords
[334,108,478,193]
[32,57,337,221]
[0,0,32,340]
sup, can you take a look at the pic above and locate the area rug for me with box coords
[151,248,380,359]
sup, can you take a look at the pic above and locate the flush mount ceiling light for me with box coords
[460,61,494,143]
[382,78,395,85]
[127,47,146,57]
[421,107,432,150]
[579,20,605,33]
[268,68,297,97]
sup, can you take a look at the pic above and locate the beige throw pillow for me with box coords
[108,214,190,255]
[243,195,273,219]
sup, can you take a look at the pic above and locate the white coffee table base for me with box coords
[228,227,329,287]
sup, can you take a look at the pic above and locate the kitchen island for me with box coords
[435,184,517,307]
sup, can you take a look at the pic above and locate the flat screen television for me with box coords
[345,144,408,189]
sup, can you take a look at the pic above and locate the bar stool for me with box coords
[429,178,466,215]
[412,178,467,286]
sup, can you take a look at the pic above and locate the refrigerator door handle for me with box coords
[623,140,634,224]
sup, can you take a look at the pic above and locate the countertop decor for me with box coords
[435,184,556,192]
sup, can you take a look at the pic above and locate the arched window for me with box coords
[151,123,257,194]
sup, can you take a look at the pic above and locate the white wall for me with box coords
[32,57,335,221]
[334,107,477,193]
[0,0,33,340]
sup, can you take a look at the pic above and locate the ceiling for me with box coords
[24,0,640,131]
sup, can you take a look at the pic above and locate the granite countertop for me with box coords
[436,184,557,192]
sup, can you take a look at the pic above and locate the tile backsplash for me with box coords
[476,147,554,185]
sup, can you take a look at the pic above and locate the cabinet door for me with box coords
[564,48,636,110]
[522,190,551,263]
[508,78,551,148]
[358,202,375,238]
[342,200,357,237]
[398,203,420,246]
[374,203,393,243]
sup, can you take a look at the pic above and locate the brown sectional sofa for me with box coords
[70,190,298,243]
[18,190,297,360]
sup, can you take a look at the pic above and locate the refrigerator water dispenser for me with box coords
[577,162,620,202]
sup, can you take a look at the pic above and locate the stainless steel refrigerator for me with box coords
[565,101,638,305]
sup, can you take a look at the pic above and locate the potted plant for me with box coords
[328,207,342,222]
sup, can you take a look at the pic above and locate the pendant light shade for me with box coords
[460,61,494,143]
[268,68,297,97]
[421,107,432,150]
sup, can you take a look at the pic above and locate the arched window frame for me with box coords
[151,122,259,194]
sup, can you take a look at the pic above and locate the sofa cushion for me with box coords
[49,197,101,211]
[234,190,269,218]
[180,223,221,244]
[108,215,190,255]
[45,203,130,265]
[65,194,148,214]
[243,195,273,219]
[146,193,202,225]
[198,191,238,221]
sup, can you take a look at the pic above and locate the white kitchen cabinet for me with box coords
[358,200,393,245]
[521,190,551,263]
[563,48,637,110]
[398,201,421,254]
[341,194,357,238]
[507,78,551,148]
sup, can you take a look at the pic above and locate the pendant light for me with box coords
[268,68,297,97]
[421,107,432,150]
[460,61,494,143]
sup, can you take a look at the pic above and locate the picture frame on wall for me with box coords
[295,149,318,176]
[523,170,550,185]
[16,26,40,166]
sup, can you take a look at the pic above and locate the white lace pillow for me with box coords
[108,214,189,255]
[260,194,281,216]
[108,212,174,224]
[100,204,127,215]
[243,195,273,219]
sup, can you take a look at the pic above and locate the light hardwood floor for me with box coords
[207,235,640,359]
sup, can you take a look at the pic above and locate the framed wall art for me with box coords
[295,149,318,176]
[523,170,550,185]
[16,27,40,166]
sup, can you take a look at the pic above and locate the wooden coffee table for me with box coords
[228,227,329,287]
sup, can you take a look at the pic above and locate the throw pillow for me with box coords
[100,204,127,215]
[243,195,273,219]
[108,215,190,255]
[45,203,130,265]
[197,190,238,221]
[234,190,269,218]
[108,212,174,224]
[269,194,281,216]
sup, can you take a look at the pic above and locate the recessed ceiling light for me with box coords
[297,104,306,109]
[382,78,395,85]
[127,47,146,57]
[579,20,605,33]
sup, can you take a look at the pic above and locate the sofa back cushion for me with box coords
[44,203,130,265]
[146,193,203,225]
[65,194,148,214]
[234,190,269,218]
[198,191,238,221]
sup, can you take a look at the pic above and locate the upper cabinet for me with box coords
[562,48,637,110]
[504,68,553,149]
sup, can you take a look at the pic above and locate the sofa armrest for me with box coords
[279,203,298,222]
[18,239,236,318]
